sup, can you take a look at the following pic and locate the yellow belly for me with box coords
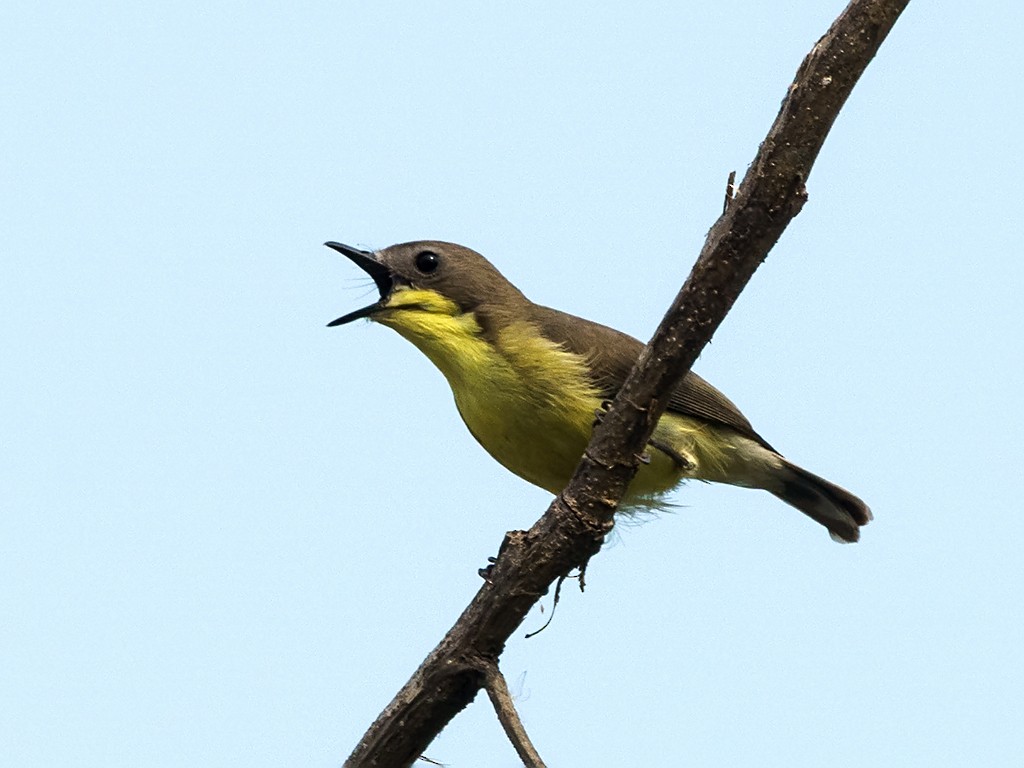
[452,354,748,506]
[449,338,601,496]
[377,294,758,507]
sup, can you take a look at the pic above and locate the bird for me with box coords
[325,240,871,542]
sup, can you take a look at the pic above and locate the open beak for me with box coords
[324,242,394,326]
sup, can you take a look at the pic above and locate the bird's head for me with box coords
[325,240,526,336]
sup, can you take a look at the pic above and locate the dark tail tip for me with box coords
[772,461,872,543]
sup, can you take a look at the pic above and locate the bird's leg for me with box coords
[594,399,654,464]
[596,400,685,467]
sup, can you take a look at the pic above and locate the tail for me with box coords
[770,460,872,543]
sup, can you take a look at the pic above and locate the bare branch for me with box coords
[483,663,547,768]
[344,1,909,765]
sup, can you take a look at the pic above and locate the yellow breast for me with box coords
[377,290,600,493]
[374,287,716,507]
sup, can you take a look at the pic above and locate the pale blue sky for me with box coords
[3,2,1023,766]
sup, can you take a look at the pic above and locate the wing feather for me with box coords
[528,303,775,451]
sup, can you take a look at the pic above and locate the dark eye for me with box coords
[414,250,440,274]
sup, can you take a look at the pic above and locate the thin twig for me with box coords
[483,661,547,768]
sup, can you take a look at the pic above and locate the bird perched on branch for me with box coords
[326,240,871,543]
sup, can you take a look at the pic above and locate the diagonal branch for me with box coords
[344,1,909,765]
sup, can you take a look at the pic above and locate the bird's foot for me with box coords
[592,399,614,428]
[647,438,695,471]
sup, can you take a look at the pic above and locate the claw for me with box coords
[648,438,695,471]
[592,400,613,428]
